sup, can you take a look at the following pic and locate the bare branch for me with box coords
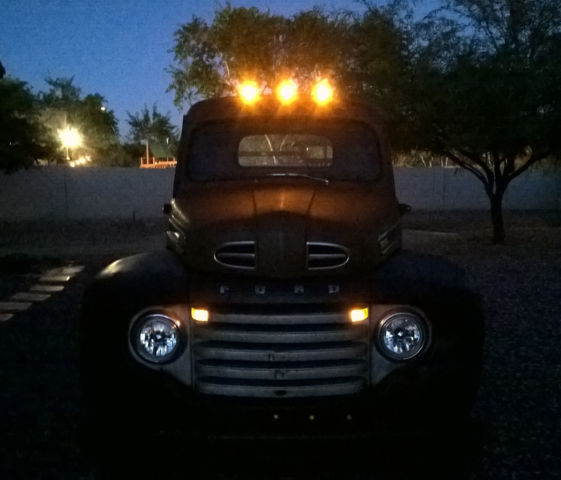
[457,147,494,182]
[508,150,551,182]
[444,150,489,186]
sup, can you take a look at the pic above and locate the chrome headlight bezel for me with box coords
[131,311,186,364]
[376,310,429,361]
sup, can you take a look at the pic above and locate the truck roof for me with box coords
[182,95,386,129]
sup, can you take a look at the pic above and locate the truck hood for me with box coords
[168,180,401,278]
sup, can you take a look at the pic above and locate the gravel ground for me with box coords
[403,211,561,479]
[0,217,167,258]
[0,210,560,479]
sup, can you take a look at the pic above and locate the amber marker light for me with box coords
[349,307,369,323]
[312,79,334,105]
[191,307,209,323]
[238,81,260,105]
[277,79,298,104]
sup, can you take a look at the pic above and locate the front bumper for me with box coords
[125,356,476,439]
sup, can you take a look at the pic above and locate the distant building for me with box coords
[140,142,176,168]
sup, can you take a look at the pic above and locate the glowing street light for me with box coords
[58,126,81,161]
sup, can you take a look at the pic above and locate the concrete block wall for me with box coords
[394,168,561,210]
[0,167,559,221]
[0,167,174,221]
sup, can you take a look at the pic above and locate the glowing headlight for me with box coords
[377,311,427,360]
[132,313,182,364]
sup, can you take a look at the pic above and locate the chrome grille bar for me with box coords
[193,342,367,362]
[196,379,364,398]
[194,324,367,344]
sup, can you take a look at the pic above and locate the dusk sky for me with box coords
[1,0,381,137]
[2,1,439,138]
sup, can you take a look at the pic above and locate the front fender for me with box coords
[370,250,485,415]
[84,249,189,308]
[80,250,191,397]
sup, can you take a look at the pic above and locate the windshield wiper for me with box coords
[263,172,330,185]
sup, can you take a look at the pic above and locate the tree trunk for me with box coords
[489,190,505,244]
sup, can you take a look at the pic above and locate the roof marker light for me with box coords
[238,81,260,105]
[277,79,298,104]
[312,79,334,105]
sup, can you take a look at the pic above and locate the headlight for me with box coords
[132,313,183,364]
[377,311,427,360]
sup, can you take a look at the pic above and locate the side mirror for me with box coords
[398,203,412,216]
[163,203,172,215]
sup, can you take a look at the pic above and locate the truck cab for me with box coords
[81,88,483,438]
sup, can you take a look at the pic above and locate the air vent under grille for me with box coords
[214,241,256,270]
[307,242,349,270]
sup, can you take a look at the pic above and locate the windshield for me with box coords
[187,119,381,182]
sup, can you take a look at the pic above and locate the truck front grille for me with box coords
[307,242,349,270]
[192,310,369,398]
[214,241,256,270]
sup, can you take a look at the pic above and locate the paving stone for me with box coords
[40,275,72,283]
[43,268,63,276]
[0,301,32,311]
[61,265,85,274]
[11,292,51,302]
[30,284,65,293]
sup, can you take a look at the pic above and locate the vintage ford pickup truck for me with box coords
[81,82,483,438]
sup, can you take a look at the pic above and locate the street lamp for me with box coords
[58,126,81,162]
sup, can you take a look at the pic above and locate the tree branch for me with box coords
[456,147,494,183]
[508,150,551,182]
[444,150,489,186]
[504,154,516,177]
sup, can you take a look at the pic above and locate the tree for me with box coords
[167,5,357,106]
[168,1,561,243]
[77,93,120,161]
[126,104,177,144]
[349,2,417,145]
[0,77,51,173]
[126,105,178,163]
[39,77,119,165]
[401,0,561,242]
[41,76,82,106]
